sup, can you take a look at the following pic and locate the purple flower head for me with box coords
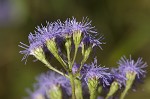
[111,68,126,87]
[27,71,71,99]
[36,71,71,95]
[63,17,96,36]
[36,21,64,42]
[27,88,46,99]
[19,20,66,63]
[118,56,147,79]
[84,58,111,87]
[19,33,44,63]
[19,17,103,63]
[81,34,104,48]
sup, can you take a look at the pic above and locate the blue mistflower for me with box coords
[19,21,64,63]
[118,56,147,79]
[38,21,64,42]
[63,17,104,48]
[84,58,111,86]
[63,17,97,36]
[19,33,44,63]
[27,71,71,99]
[111,68,126,87]
[26,87,46,99]
[81,35,104,48]
[38,22,66,54]
[37,71,71,95]
[19,17,103,63]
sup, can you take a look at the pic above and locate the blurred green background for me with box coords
[0,0,150,99]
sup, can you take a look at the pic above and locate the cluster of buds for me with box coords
[20,17,148,99]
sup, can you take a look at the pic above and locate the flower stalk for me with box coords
[46,38,67,70]
[105,81,119,99]
[120,72,136,99]
[65,36,72,69]
[75,76,83,99]
[69,72,76,99]
[48,85,62,99]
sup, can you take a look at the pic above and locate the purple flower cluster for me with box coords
[110,68,126,87]
[20,17,148,99]
[63,17,96,36]
[19,33,44,63]
[83,58,111,87]
[109,56,147,88]
[24,56,147,99]
[27,71,71,99]
[81,56,147,88]
[19,17,103,63]
[118,56,147,79]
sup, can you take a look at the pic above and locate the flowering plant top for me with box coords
[19,17,148,99]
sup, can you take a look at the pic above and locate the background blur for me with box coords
[0,0,150,99]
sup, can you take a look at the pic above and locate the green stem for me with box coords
[71,46,78,67]
[75,47,92,77]
[57,56,68,71]
[65,37,72,69]
[76,60,84,75]
[49,85,62,99]
[90,93,96,99]
[67,48,71,69]
[75,75,83,99]
[69,73,76,99]
[120,87,130,99]
[120,72,136,99]
[44,61,69,78]
[105,81,119,99]
[90,89,97,99]
[46,39,68,71]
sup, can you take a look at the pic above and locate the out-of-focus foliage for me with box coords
[0,0,149,99]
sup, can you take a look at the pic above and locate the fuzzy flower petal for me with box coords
[19,33,43,63]
[111,68,126,87]
[118,56,147,79]
[84,58,111,86]
[63,17,97,36]
[27,71,71,99]
[81,35,104,48]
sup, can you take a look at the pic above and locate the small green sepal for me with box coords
[73,30,82,48]
[88,78,99,99]
[48,85,62,99]
[106,81,119,99]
